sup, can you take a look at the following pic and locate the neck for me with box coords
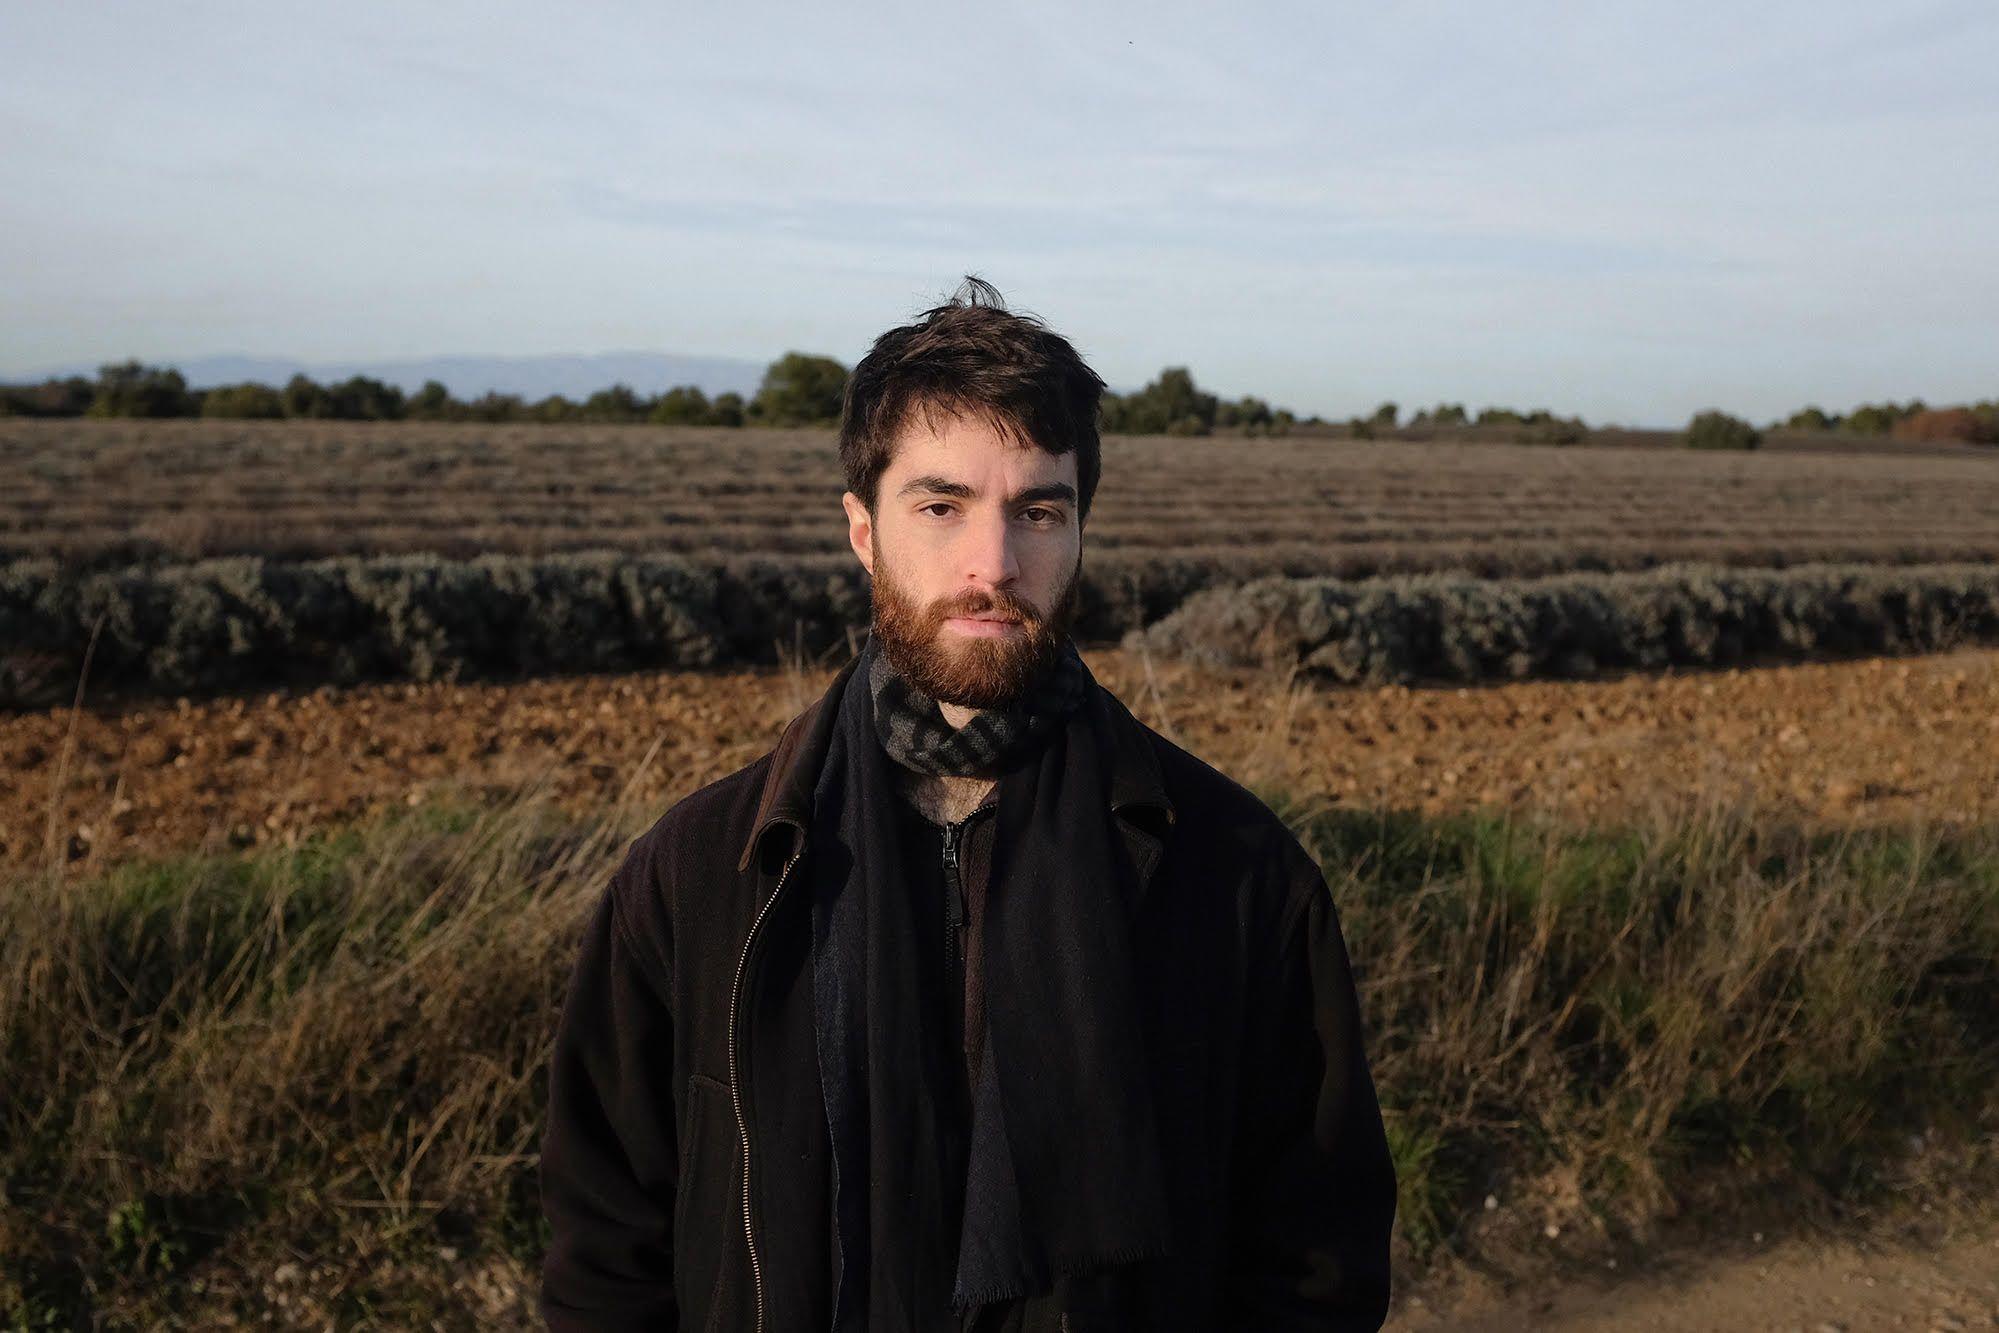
[893,764,997,825]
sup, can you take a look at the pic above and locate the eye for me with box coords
[920,502,954,517]
[1022,507,1061,524]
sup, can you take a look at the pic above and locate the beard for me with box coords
[867,541,1082,711]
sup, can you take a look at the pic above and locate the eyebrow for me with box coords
[894,475,1077,507]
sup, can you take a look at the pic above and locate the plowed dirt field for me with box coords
[5,646,1997,875]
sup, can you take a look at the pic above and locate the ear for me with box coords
[840,491,875,576]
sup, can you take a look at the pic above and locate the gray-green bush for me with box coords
[0,549,1343,707]
[11,554,1999,709]
[1125,562,1999,684]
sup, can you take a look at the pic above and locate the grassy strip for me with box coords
[1270,790,1999,1257]
[3,789,1996,1325]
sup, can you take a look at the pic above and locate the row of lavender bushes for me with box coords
[7,553,1999,708]
[0,551,1257,708]
[1125,562,1999,683]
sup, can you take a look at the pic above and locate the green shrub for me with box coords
[651,385,711,425]
[1685,410,1762,451]
[749,352,848,426]
[1100,367,1219,435]
[86,361,195,418]
[199,383,286,419]
[581,383,649,422]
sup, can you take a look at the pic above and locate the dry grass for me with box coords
[0,769,655,1326]
[4,705,1995,1325]
[1312,796,1999,1260]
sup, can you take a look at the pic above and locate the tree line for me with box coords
[0,355,1327,434]
[1778,399,1999,443]
[0,356,1618,442]
[3,355,1993,445]
[0,353,845,428]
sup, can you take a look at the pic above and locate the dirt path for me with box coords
[5,646,1998,873]
[1398,1217,1999,1331]
[207,1212,1999,1329]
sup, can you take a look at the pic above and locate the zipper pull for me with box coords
[942,820,963,932]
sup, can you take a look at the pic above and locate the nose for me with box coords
[961,508,1021,598]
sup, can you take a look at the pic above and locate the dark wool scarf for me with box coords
[865,631,1087,778]
[808,629,1172,1331]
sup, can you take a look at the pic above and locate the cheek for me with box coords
[880,536,948,602]
[1024,537,1080,593]
[1031,530,1080,569]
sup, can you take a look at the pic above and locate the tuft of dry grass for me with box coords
[0,765,661,1326]
[1294,795,1999,1263]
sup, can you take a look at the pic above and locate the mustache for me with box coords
[934,592,1035,623]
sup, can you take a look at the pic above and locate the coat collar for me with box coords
[736,644,1176,875]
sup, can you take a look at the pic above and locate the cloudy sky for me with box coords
[3,1,1995,425]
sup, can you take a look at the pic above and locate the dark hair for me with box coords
[839,275,1106,522]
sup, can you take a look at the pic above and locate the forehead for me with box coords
[881,405,1075,483]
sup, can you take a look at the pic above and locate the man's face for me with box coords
[841,406,1084,710]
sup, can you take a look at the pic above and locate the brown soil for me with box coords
[139,1208,1999,1330]
[1397,1214,1999,1331]
[4,645,1996,875]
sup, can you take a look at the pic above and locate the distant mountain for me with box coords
[15,351,769,400]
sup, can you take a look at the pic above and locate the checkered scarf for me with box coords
[866,630,1089,777]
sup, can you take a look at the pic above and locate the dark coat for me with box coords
[538,650,1397,1331]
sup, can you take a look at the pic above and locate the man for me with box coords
[538,278,1396,1331]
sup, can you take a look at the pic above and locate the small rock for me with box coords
[1544,1223,1561,1239]
[1484,1194,1499,1212]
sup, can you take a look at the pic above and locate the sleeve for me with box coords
[1225,845,1397,1330]
[538,849,683,1332]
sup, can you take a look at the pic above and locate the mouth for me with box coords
[944,614,1023,635]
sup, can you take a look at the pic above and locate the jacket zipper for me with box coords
[943,806,997,1085]
[730,799,1000,1331]
[943,809,988,1333]
[942,818,964,990]
[729,831,803,1333]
